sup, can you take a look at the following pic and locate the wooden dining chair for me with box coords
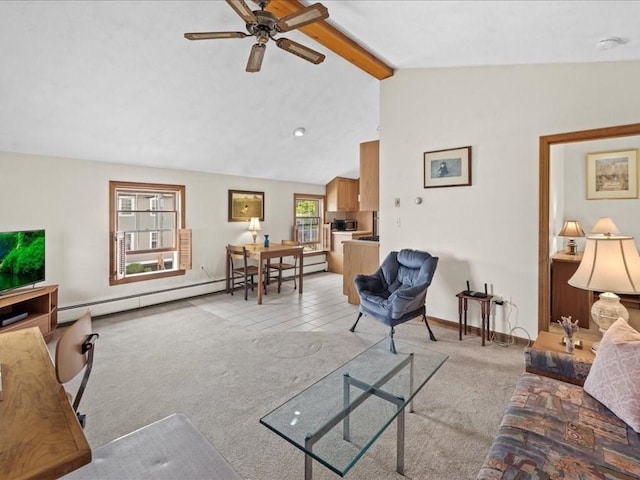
[268,240,300,293]
[227,244,264,301]
[55,309,99,428]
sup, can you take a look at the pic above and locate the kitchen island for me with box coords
[342,239,380,304]
[327,231,372,274]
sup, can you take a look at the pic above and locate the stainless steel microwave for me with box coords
[333,219,357,231]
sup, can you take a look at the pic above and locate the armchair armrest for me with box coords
[394,283,429,300]
[354,273,385,294]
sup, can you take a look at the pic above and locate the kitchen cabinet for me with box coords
[343,240,380,304]
[550,252,590,328]
[359,140,379,212]
[326,177,358,212]
[327,231,372,274]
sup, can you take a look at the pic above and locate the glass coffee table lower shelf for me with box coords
[259,338,448,479]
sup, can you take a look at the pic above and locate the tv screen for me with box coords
[0,230,45,293]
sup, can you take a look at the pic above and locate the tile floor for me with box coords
[188,272,364,334]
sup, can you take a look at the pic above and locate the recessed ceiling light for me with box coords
[596,37,623,50]
[293,127,306,137]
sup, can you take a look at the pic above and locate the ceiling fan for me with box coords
[184,0,329,73]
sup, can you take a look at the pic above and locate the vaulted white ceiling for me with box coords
[1,1,638,185]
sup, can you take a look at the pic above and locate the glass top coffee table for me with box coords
[260,338,448,479]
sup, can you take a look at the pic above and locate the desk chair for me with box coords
[268,240,300,293]
[227,244,264,301]
[55,309,99,428]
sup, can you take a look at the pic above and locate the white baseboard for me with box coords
[59,260,328,323]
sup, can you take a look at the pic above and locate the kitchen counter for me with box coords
[331,230,372,236]
[327,231,372,274]
[342,240,380,304]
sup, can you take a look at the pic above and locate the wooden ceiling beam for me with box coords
[265,0,394,80]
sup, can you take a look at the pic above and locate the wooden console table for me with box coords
[0,327,91,479]
[457,291,494,346]
[0,284,58,341]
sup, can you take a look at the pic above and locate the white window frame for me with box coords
[293,194,325,253]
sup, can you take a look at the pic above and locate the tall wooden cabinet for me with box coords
[0,285,58,341]
[359,140,379,212]
[550,253,590,328]
[326,177,358,212]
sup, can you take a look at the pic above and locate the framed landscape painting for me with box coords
[423,146,472,188]
[586,149,638,199]
[228,190,264,221]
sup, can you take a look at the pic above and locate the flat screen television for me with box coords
[0,229,45,294]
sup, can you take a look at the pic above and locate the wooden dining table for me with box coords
[226,243,304,305]
[0,327,91,479]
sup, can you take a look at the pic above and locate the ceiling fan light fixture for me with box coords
[185,0,329,72]
[293,127,306,137]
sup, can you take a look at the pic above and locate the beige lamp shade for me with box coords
[248,217,261,243]
[558,220,585,238]
[568,235,640,348]
[248,217,262,232]
[568,236,640,294]
[590,217,620,236]
[558,220,585,255]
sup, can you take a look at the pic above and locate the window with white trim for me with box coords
[294,194,325,253]
[110,181,190,285]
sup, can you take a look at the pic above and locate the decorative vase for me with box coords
[263,234,270,247]
[565,335,574,354]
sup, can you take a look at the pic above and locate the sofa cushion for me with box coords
[584,318,640,433]
[477,373,640,479]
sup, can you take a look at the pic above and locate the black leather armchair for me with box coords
[350,249,438,353]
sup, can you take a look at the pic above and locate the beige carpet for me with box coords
[59,298,525,480]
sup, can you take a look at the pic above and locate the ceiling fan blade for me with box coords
[275,3,329,32]
[226,0,258,24]
[246,43,266,73]
[184,32,248,40]
[276,38,325,65]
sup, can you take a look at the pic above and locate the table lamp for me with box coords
[590,217,620,237]
[558,220,585,255]
[568,234,640,351]
[248,217,261,244]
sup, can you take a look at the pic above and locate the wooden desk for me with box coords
[226,244,304,305]
[456,292,494,346]
[0,327,91,479]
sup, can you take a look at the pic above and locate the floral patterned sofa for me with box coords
[477,324,640,479]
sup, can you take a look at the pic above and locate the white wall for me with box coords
[559,136,640,252]
[1,152,325,319]
[379,61,640,339]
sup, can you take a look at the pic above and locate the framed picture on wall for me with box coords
[423,146,472,188]
[228,190,264,222]
[586,149,638,199]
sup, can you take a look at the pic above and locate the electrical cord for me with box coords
[489,299,531,347]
